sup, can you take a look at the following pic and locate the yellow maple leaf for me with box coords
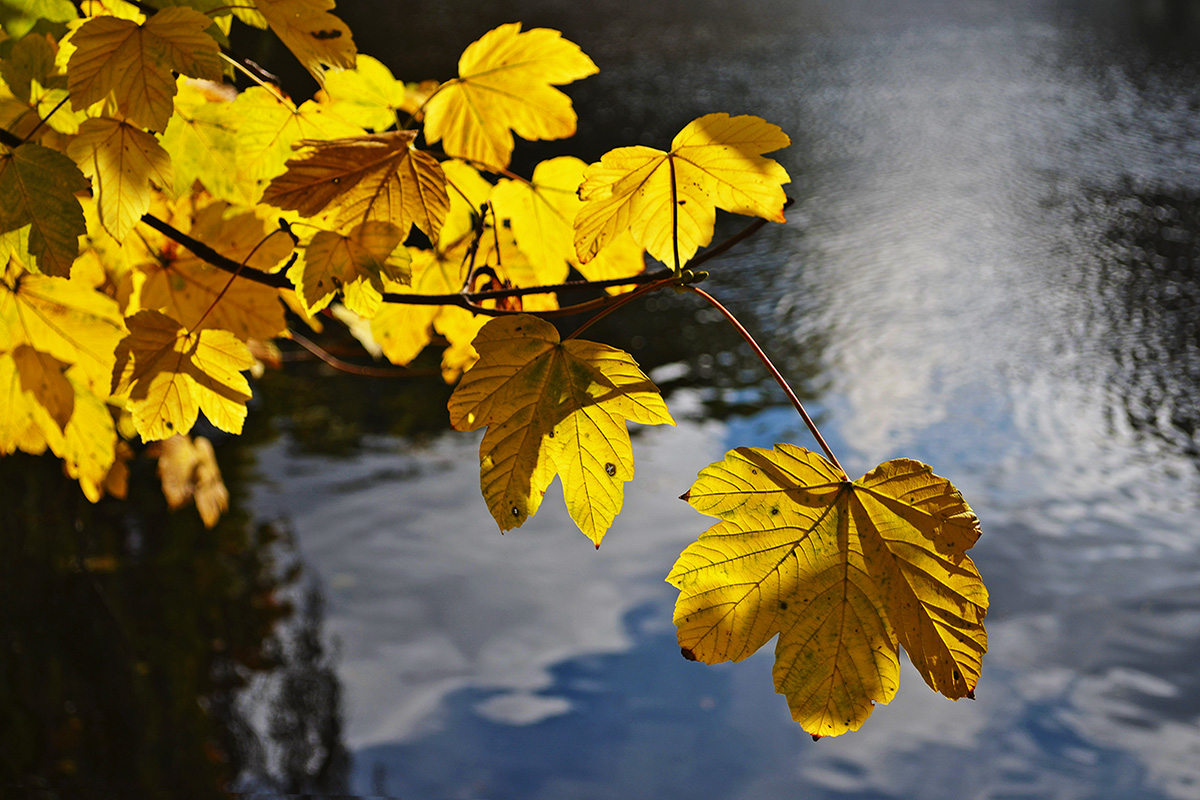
[154,432,228,528]
[491,155,645,290]
[0,349,118,501]
[0,141,88,276]
[161,78,246,204]
[137,201,292,341]
[575,113,791,269]
[447,314,674,545]
[67,116,172,241]
[318,54,436,131]
[288,220,410,318]
[422,23,597,170]
[111,308,254,440]
[67,6,222,131]
[261,130,448,241]
[667,444,988,738]
[0,268,125,392]
[254,0,356,88]
[231,86,362,198]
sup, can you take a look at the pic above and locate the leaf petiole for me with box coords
[688,286,847,479]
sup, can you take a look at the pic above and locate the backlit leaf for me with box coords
[448,314,674,545]
[161,78,244,203]
[0,141,88,276]
[575,113,790,268]
[67,6,222,131]
[155,432,228,527]
[288,220,409,318]
[12,343,72,430]
[668,444,988,738]
[67,117,171,240]
[0,268,125,392]
[231,85,361,198]
[423,23,597,169]
[254,0,356,88]
[111,308,254,440]
[319,54,436,131]
[262,130,448,241]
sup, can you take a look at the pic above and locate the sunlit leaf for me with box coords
[448,314,674,545]
[0,141,88,276]
[67,116,171,240]
[423,22,597,169]
[0,268,125,391]
[111,308,254,440]
[230,85,361,198]
[155,432,228,528]
[318,54,436,131]
[161,78,244,203]
[67,6,222,131]
[261,130,448,240]
[575,113,790,269]
[288,220,409,318]
[668,444,988,738]
[254,0,355,88]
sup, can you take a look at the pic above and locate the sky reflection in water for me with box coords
[252,2,1200,797]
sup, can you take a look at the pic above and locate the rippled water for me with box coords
[249,1,1200,797]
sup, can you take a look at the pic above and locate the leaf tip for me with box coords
[680,646,697,662]
[966,688,976,700]
[679,490,691,501]
[810,733,822,742]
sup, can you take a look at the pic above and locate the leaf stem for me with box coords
[688,286,847,479]
[289,332,436,377]
[564,275,678,340]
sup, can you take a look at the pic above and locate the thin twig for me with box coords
[289,331,435,378]
[688,286,847,479]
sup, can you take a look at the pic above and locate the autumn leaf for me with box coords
[0,268,125,392]
[448,314,674,545]
[155,432,228,528]
[0,141,88,276]
[423,23,597,169]
[319,54,437,131]
[262,130,448,240]
[137,201,291,341]
[161,78,245,203]
[111,309,254,440]
[67,117,172,241]
[575,113,790,269]
[490,155,645,290]
[255,0,356,88]
[288,220,410,318]
[667,444,988,738]
[231,86,362,197]
[67,6,222,131]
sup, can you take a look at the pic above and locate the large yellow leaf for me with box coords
[0,142,88,276]
[231,86,362,198]
[67,117,171,241]
[318,54,436,131]
[261,130,448,240]
[422,23,597,170]
[491,155,645,289]
[668,444,988,738]
[254,0,356,88]
[575,113,790,269]
[0,268,125,391]
[111,308,254,440]
[161,79,244,203]
[288,220,410,318]
[448,314,674,545]
[67,6,222,131]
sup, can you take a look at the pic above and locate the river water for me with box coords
[246,1,1200,797]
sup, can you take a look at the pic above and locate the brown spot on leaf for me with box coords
[311,29,342,40]
[605,462,616,477]
[680,646,697,662]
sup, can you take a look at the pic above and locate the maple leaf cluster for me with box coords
[0,0,987,739]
